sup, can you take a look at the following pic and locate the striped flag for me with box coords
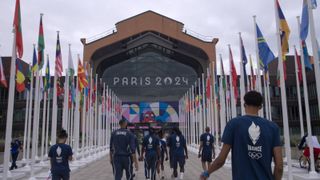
[16,58,25,92]
[294,47,303,84]
[55,33,63,77]
[276,0,290,56]
[0,57,8,88]
[37,14,45,69]
[13,0,23,58]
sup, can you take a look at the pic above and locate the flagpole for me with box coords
[45,86,50,156]
[198,77,202,141]
[219,77,226,135]
[2,24,17,180]
[293,44,305,137]
[74,64,80,158]
[201,73,206,130]
[213,59,218,146]
[239,33,246,116]
[26,60,34,169]
[253,16,264,118]
[262,72,269,119]
[81,85,87,159]
[266,72,272,120]
[273,0,293,179]
[298,13,316,174]
[40,76,47,163]
[95,74,99,155]
[22,82,29,162]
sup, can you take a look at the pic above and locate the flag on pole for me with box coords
[44,55,50,91]
[55,33,63,77]
[78,58,88,91]
[0,57,8,88]
[229,46,238,100]
[16,58,25,92]
[31,46,38,72]
[302,40,313,70]
[240,35,248,88]
[13,0,23,58]
[25,65,31,90]
[220,56,226,90]
[300,0,309,41]
[256,23,276,71]
[276,0,290,56]
[294,47,303,84]
[37,14,45,69]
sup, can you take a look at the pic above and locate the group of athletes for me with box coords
[109,118,215,180]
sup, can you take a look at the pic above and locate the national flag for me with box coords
[13,0,23,58]
[240,35,248,88]
[302,40,313,70]
[300,0,309,41]
[37,14,45,69]
[78,58,88,91]
[55,33,63,77]
[16,58,25,92]
[276,0,290,56]
[294,47,303,84]
[31,46,38,72]
[44,55,50,91]
[25,66,31,91]
[0,57,8,88]
[229,46,238,99]
[256,23,276,70]
[206,72,211,99]
[220,56,226,90]
[68,45,74,76]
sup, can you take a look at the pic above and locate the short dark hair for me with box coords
[119,118,127,125]
[244,91,263,107]
[205,127,210,132]
[58,129,68,139]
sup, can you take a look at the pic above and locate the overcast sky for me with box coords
[0,0,319,74]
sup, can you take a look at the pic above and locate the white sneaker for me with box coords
[179,172,184,179]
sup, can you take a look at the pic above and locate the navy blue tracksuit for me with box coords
[110,128,136,180]
[167,134,186,172]
[142,134,159,180]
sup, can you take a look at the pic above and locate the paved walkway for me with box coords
[70,153,232,180]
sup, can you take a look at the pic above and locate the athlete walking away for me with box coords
[48,129,73,180]
[198,127,215,171]
[167,127,188,180]
[110,119,139,180]
[157,131,168,179]
[200,91,283,180]
[139,128,160,180]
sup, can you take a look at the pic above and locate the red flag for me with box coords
[295,47,303,84]
[0,58,8,88]
[13,0,23,58]
[206,76,211,99]
[229,46,238,100]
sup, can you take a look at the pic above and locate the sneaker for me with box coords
[179,172,184,179]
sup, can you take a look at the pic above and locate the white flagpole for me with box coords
[219,78,226,134]
[198,78,202,141]
[239,33,246,116]
[102,82,106,149]
[30,61,41,177]
[266,73,272,120]
[189,87,194,145]
[73,73,80,158]
[211,62,218,147]
[262,73,269,119]
[62,68,69,130]
[26,63,34,169]
[40,77,47,163]
[293,44,305,137]
[45,87,51,156]
[273,0,293,179]
[81,87,87,159]
[3,23,17,180]
[95,74,98,155]
[298,11,317,173]
[201,73,206,130]
[253,16,264,118]
[51,34,59,146]
[22,83,29,162]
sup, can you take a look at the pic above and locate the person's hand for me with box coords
[134,161,139,171]
[198,153,201,158]
[185,154,188,159]
[200,171,209,180]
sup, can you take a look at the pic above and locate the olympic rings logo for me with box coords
[248,152,262,159]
